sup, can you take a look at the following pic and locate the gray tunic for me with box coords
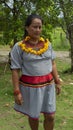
[10,42,56,76]
[11,41,56,119]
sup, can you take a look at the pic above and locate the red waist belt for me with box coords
[19,73,53,85]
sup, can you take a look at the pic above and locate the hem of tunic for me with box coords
[14,108,56,120]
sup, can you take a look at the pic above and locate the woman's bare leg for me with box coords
[28,117,39,130]
[43,113,55,130]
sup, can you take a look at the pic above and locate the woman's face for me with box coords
[26,18,42,40]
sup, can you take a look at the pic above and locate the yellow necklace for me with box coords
[18,36,49,55]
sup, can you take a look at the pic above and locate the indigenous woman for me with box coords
[10,14,61,130]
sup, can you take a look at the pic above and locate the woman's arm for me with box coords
[12,69,23,105]
[12,69,20,91]
[52,60,61,95]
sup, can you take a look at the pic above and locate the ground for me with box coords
[0,49,71,63]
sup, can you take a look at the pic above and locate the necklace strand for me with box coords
[18,36,49,55]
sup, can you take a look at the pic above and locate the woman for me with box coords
[10,14,61,130]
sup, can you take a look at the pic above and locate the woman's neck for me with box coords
[29,39,39,45]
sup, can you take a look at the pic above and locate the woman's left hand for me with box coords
[56,84,61,95]
[54,78,62,95]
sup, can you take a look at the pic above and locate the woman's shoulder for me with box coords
[11,41,23,53]
[14,41,23,47]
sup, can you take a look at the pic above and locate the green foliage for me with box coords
[42,24,53,41]
[52,27,70,50]
[0,0,73,48]
[55,0,73,30]
[0,0,61,45]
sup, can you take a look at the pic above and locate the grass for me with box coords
[0,58,73,130]
[51,27,70,51]
[55,59,73,130]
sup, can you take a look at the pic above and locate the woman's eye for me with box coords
[39,26,42,29]
[33,26,42,29]
[33,26,38,28]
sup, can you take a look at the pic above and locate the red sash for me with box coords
[20,73,53,85]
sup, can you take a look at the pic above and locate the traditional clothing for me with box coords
[11,41,56,119]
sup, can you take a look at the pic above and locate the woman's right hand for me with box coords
[12,69,23,105]
[14,93,23,105]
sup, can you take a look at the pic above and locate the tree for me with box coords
[0,0,60,44]
[0,0,34,44]
[57,0,73,72]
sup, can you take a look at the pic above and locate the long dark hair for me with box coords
[23,14,43,38]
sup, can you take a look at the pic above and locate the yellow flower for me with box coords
[25,36,30,41]
[18,36,50,55]
[28,48,32,51]
[39,37,45,42]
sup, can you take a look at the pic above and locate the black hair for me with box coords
[24,14,43,38]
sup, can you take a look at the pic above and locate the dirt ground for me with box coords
[0,50,71,63]
[0,50,10,63]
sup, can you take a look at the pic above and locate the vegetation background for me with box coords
[0,0,73,130]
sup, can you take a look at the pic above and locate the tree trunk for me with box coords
[68,24,73,72]
[13,0,18,44]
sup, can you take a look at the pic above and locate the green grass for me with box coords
[51,28,70,51]
[0,58,73,130]
[54,59,73,130]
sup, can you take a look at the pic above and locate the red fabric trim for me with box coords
[19,80,54,88]
[20,73,53,84]
[14,108,39,120]
[41,112,55,115]
[14,108,55,120]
